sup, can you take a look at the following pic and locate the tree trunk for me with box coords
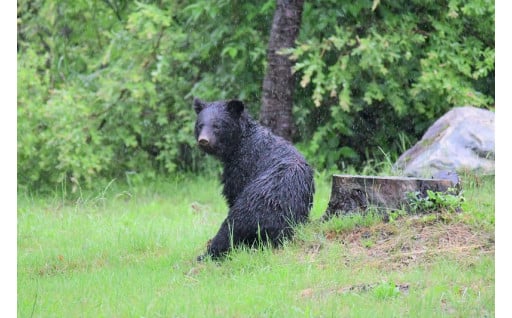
[260,0,304,141]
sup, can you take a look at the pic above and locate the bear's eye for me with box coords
[212,123,221,130]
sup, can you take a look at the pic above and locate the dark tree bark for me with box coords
[260,0,304,141]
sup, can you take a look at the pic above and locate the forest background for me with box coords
[17,0,495,192]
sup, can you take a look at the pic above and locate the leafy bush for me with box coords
[17,0,273,191]
[406,188,465,214]
[291,0,494,170]
[17,0,494,191]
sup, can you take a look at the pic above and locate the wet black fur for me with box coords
[193,98,315,260]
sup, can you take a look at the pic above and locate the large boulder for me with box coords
[393,106,495,178]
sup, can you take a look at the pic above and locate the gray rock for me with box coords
[393,106,495,178]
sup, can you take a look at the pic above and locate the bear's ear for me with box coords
[193,98,207,114]
[226,100,244,117]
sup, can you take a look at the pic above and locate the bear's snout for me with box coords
[197,133,215,154]
[198,136,209,146]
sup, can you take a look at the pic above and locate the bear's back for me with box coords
[221,120,312,208]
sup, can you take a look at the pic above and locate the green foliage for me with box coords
[320,210,382,233]
[386,208,407,223]
[291,0,494,171]
[18,0,273,190]
[17,0,494,191]
[406,188,465,213]
[373,281,401,299]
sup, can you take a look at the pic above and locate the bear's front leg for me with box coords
[197,219,235,261]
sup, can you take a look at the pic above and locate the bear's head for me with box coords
[193,98,245,158]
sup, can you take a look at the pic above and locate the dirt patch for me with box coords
[324,216,494,270]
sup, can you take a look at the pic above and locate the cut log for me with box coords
[321,174,459,220]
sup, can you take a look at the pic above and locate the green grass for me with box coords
[17,172,494,317]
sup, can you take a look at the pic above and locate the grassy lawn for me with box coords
[17,172,494,317]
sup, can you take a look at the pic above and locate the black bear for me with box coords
[193,98,315,260]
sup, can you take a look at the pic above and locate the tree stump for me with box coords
[321,174,459,220]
